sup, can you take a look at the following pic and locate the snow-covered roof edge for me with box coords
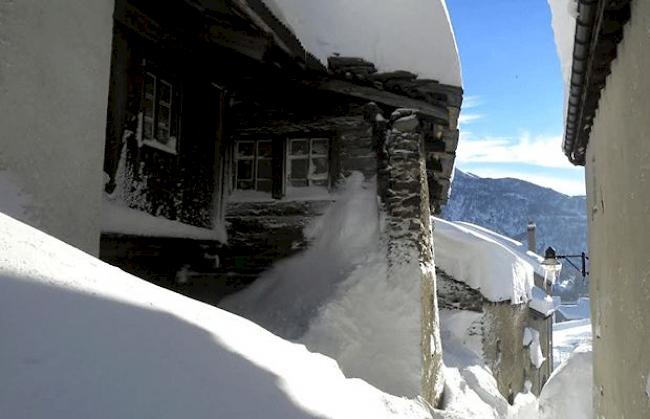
[548,0,632,165]
[260,0,462,87]
[433,217,537,304]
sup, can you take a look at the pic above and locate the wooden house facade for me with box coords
[100,0,462,309]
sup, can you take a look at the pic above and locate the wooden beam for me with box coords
[114,0,272,62]
[309,79,450,123]
[201,21,271,62]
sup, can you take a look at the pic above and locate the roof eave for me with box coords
[563,0,631,166]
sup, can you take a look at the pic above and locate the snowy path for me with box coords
[553,318,592,368]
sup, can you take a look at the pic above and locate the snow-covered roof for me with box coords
[556,297,590,321]
[529,286,557,317]
[262,0,462,86]
[453,221,546,277]
[547,0,578,100]
[0,212,433,418]
[433,218,538,304]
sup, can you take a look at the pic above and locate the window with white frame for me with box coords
[142,71,177,151]
[287,138,329,187]
[235,140,273,192]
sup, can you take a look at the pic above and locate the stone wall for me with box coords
[482,303,553,400]
[483,303,530,402]
[436,268,484,312]
[438,268,553,400]
[223,103,377,285]
[526,312,553,395]
[224,200,332,276]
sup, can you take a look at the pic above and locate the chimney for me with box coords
[527,221,537,253]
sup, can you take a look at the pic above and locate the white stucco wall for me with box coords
[0,0,114,255]
[584,0,650,416]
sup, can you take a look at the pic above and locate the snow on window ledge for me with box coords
[101,199,226,243]
[141,137,178,155]
[228,186,334,203]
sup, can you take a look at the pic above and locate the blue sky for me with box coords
[446,0,585,196]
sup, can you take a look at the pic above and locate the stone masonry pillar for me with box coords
[376,108,444,406]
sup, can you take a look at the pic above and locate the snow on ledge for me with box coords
[262,0,462,86]
[529,286,557,317]
[102,200,227,243]
[523,327,546,369]
[432,217,536,304]
[547,0,578,100]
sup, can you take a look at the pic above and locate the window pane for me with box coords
[257,159,272,180]
[256,179,272,193]
[157,126,170,142]
[290,159,308,180]
[237,160,253,180]
[159,81,172,104]
[237,142,254,158]
[237,180,254,190]
[311,157,328,177]
[143,97,154,118]
[145,73,155,96]
[158,106,170,128]
[290,139,308,156]
[258,141,272,158]
[143,119,154,140]
[311,139,329,156]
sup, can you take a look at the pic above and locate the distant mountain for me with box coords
[441,170,587,279]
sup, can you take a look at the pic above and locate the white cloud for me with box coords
[458,167,585,196]
[458,113,483,125]
[456,132,580,170]
[458,96,483,126]
[462,95,482,109]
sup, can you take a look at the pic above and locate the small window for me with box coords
[287,138,329,187]
[235,140,273,193]
[142,71,177,152]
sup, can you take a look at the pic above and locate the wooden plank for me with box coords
[201,22,271,62]
[310,79,450,123]
[114,0,272,62]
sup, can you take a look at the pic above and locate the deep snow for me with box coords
[552,318,592,368]
[261,0,462,86]
[0,203,595,419]
[222,173,424,398]
[0,212,436,419]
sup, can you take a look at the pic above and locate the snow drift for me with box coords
[0,211,436,419]
[222,173,423,397]
[539,344,593,419]
[262,0,462,86]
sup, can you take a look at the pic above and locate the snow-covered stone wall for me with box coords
[0,0,113,254]
[377,109,444,405]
